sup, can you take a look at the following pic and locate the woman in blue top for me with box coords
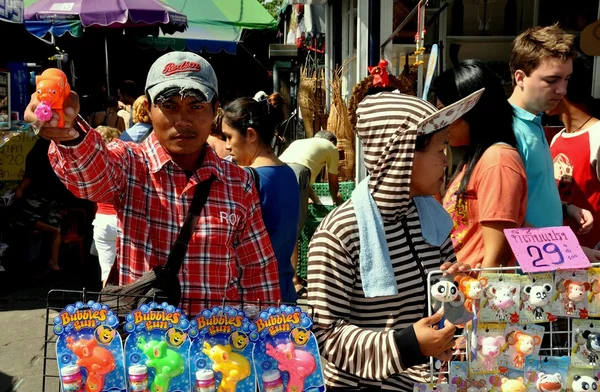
[222,93,300,303]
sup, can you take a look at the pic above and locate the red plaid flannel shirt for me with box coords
[49,128,281,315]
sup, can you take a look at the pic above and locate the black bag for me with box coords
[99,175,215,314]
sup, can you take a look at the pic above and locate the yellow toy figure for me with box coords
[202,342,251,392]
[34,68,70,128]
[501,377,526,392]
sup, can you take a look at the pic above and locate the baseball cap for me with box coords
[145,52,218,103]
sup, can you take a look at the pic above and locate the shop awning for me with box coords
[137,0,277,54]
[24,19,82,37]
[24,0,187,36]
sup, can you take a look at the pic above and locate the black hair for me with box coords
[314,130,338,146]
[119,80,139,99]
[415,133,435,152]
[222,93,285,147]
[432,59,516,206]
[566,53,594,106]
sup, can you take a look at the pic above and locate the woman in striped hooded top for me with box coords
[307,90,483,391]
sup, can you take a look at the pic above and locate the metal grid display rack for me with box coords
[425,264,600,384]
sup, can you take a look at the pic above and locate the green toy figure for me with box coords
[137,337,184,392]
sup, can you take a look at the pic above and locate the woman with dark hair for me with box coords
[433,59,528,268]
[222,93,300,303]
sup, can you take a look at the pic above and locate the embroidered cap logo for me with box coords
[162,61,202,76]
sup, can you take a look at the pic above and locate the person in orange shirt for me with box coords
[434,60,528,268]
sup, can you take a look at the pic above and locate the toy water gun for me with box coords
[137,337,185,392]
[34,68,70,127]
[66,336,115,392]
[202,342,251,392]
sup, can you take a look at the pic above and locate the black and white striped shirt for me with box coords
[307,92,457,391]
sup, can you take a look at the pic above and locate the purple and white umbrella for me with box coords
[25,0,187,35]
[25,0,187,94]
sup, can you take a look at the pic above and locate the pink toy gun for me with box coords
[66,336,115,392]
[266,342,317,392]
[34,68,70,127]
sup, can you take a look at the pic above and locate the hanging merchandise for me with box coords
[123,302,191,392]
[552,269,591,318]
[456,274,488,314]
[412,5,426,68]
[524,356,569,392]
[567,371,599,392]
[430,276,473,325]
[468,322,506,374]
[587,268,600,317]
[519,273,555,324]
[571,319,600,369]
[499,324,544,370]
[252,305,325,392]
[53,300,126,392]
[188,305,257,392]
[480,273,521,323]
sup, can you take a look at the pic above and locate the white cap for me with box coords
[262,370,282,383]
[196,369,215,381]
[129,365,148,376]
[61,365,80,377]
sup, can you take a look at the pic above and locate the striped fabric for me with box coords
[307,92,456,391]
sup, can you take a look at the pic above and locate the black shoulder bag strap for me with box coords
[163,174,216,275]
[245,167,261,192]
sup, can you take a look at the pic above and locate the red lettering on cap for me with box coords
[162,61,201,76]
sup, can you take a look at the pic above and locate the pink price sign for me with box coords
[504,226,590,273]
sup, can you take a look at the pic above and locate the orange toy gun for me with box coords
[34,69,70,128]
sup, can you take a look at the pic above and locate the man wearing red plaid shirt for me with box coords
[25,52,281,314]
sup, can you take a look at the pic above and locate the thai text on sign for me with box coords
[504,226,590,273]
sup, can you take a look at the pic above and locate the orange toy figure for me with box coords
[507,331,541,369]
[66,336,116,392]
[35,68,70,127]
[457,275,488,313]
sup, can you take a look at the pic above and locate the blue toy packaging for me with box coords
[53,300,126,392]
[123,302,191,392]
[188,306,257,392]
[253,305,325,392]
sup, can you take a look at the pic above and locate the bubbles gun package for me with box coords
[253,305,325,392]
[123,302,191,392]
[54,300,126,392]
[188,305,256,392]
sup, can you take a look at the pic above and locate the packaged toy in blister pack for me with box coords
[414,384,458,392]
[455,275,488,315]
[499,324,544,371]
[469,322,506,374]
[571,319,600,369]
[123,302,191,392]
[523,356,569,392]
[566,367,599,392]
[449,361,469,390]
[480,273,521,323]
[187,306,256,392]
[587,268,600,317]
[519,273,555,324]
[252,305,325,392]
[498,376,527,392]
[431,276,473,325]
[53,300,126,392]
[552,270,591,319]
